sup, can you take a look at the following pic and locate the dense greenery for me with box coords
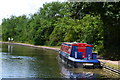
[0,25,2,41]
[1,2,120,60]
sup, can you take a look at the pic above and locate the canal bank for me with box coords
[99,59,120,74]
[0,41,120,74]
[0,41,60,51]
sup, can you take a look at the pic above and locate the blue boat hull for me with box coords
[59,51,102,68]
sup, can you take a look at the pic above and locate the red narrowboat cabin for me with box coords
[59,42,102,68]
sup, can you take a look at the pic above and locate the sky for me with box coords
[0,0,65,24]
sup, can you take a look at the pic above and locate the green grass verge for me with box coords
[104,62,120,70]
[47,46,61,49]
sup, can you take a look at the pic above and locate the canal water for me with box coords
[0,43,120,78]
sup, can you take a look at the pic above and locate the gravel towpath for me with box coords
[99,59,120,66]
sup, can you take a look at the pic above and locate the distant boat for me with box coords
[59,42,102,68]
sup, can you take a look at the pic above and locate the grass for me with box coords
[1,41,61,50]
[47,46,61,49]
[104,62,120,70]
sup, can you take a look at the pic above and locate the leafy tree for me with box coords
[2,16,17,41]
[70,2,120,60]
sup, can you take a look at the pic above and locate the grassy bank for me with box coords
[99,59,120,70]
[104,62,120,70]
[0,41,60,51]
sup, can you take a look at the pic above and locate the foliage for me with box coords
[70,2,120,60]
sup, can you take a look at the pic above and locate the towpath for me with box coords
[0,42,60,51]
[99,59,120,66]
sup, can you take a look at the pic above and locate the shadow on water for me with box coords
[57,56,120,79]
[1,43,120,79]
[58,60,99,78]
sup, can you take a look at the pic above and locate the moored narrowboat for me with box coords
[59,42,102,68]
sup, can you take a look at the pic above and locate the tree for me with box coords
[70,2,120,60]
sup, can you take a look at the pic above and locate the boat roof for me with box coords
[63,42,92,47]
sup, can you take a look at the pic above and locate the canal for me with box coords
[0,43,120,78]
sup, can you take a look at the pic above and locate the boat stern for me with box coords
[75,59,102,68]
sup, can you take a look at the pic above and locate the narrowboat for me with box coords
[59,42,102,68]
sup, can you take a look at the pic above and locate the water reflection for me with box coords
[2,44,61,78]
[2,53,36,78]
[58,57,120,79]
[8,44,13,54]
[59,62,97,79]
[0,45,2,79]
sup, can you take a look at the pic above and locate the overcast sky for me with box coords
[0,0,65,24]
